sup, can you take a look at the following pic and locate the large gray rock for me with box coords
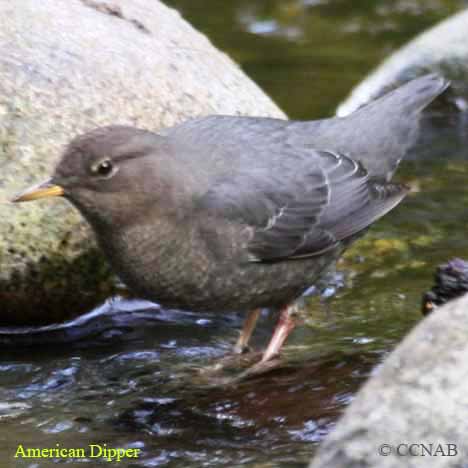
[337,9,468,117]
[337,9,468,162]
[309,293,468,468]
[0,0,284,324]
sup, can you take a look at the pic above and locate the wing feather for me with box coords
[198,148,407,263]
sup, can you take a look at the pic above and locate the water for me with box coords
[2,1,468,467]
[167,0,465,118]
[0,299,375,467]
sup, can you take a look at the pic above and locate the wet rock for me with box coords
[0,0,284,325]
[309,293,468,468]
[337,9,468,117]
[337,10,468,161]
[422,258,468,315]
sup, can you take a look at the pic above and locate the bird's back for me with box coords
[166,74,449,185]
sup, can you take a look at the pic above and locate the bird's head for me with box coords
[12,125,178,228]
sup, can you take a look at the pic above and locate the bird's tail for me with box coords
[355,73,449,117]
[344,73,450,180]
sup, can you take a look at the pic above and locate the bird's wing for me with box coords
[199,148,408,263]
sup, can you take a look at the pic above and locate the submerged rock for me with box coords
[309,292,468,468]
[0,0,284,325]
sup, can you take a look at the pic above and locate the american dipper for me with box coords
[13,74,448,363]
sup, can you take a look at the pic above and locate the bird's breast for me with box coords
[95,219,344,312]
[97,219,219,308]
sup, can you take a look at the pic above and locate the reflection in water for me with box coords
[3,1,468,466]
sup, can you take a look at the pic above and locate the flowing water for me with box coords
[2,1,468,467]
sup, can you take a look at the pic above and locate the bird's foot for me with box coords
[194,304,299,385]
[232,343,253,354]
[260,303,298,363]
[233,308,262,354]
[194,348,265,386]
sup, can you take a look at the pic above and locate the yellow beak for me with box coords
[11,179,64,203]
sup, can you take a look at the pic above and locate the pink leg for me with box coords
[234,308,262,354]
[261,304,297,363]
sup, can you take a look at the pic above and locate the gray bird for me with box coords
[13,74,448,363]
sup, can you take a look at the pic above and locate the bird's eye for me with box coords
[91,159,115,178]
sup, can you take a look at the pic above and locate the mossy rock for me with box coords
[0,0,284,325]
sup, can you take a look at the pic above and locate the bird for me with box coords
[12,74,448,364]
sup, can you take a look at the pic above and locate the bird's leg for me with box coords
[234,308,262,354]
[260,303,298,363]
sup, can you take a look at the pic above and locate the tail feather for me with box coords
[356,73,450,117]
[287,74,450,181]
[343,74,450,181]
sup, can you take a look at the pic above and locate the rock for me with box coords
[422,258,468,315]
[309,293,468,468]
[0,0,284,325]
[337,9,468,117]
[336,10,468,161]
